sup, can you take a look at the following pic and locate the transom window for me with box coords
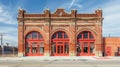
[52,31,68,39]
[26,31,43,39]
[77,31,94,39]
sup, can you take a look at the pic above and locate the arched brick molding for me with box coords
[76,28,98,39]
[24,28,46,40]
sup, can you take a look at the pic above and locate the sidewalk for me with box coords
[0,56,120,61]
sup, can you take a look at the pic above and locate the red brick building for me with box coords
[17,8,120,56]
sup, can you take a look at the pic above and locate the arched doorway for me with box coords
[51,31,69,56]
[77,31,95,56]
[25,31,44,56]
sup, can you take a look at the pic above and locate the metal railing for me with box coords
[0,51,18,57]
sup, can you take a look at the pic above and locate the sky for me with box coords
[0,0,120,46]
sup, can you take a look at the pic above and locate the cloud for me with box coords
[68,0,75,9]
[68,0,82,9]
[0,4,17,24]
[0,26,18,46]
[0,4,18,46]
[102,0,120,36]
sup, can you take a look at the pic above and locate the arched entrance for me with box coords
[77,31,95,56]
[51,31,69,56]
[25,31,44,56]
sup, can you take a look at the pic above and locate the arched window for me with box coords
[52,31,68,39]
[25,31,44,56]
[26,31,43,40]
[77,31,94,39]
[51,31,69,56]
[77,31,95,56]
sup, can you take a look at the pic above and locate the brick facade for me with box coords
[17,8,120,57]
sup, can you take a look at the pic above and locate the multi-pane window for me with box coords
[52,31,68,39]
[77,31,95,55]
[26,31,44,55]
[51,31,69,55]
[78,31,94,39]
[26,31,43,39]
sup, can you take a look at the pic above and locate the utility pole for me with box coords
[0,33,5,55]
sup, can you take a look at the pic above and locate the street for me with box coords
[0,60,120,67]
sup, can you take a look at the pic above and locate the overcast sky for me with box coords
[0,0,120,46]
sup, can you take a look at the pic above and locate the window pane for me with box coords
[40,42,44,47]
[77,42,81,53]
[90,42,94,53]
[84,42,88,47]
[52,33,56,39]
[26,42,30,53]
[32,47,37,53]
[78,34,82,39]
[26,47,30,53]
[58,46,60,53]
[83,32,88,38]
[38,33,43,39]
[52,42,56,53]
[64,32,68,38]
[58,32,62,38]
[40,47,44,53]
[32,32,37,39]
[90,33,94,39]
[84,42,88,53]
[32,42,37,47]
[27,34,31,39]
[26,42,30,47]
[39,42,44,53]
[64,42,69,53]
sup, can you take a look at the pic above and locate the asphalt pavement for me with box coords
[0,59,120,67]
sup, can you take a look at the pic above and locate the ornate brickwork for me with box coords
[18,8,104,56]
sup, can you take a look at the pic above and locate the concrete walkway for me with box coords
[0,56,120,61]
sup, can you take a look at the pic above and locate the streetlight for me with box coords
[0,33,5,56]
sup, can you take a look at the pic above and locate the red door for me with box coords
[51,31,69,56]
[57,43,64,55]
[106,46,111,56]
